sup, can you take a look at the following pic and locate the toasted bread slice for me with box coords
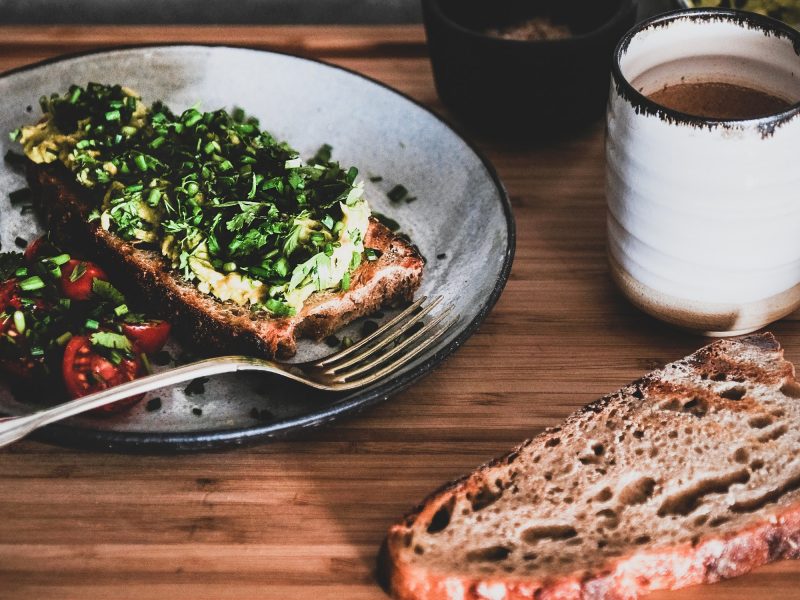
[382,334,800,599]
[29,164,424,358]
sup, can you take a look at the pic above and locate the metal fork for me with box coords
[0,296,453,448]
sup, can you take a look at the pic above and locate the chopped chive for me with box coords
[13,310,25,334]
[9,188,31,204]
[387,184,409,203]
[104,109,121,122]
[85,318,100,330]
[248,266,271,279]
[14,267,28,278]
[19,275,44,291]
[274,257,289,277]
[340,271,350,291]
[140,352,153,375]
[30,346,45,357]
[4,150,26,166]
[183,111,202,127]
[134,154,149,171]
[68,86,82,104]
[55,331,73,346]
[114,304,129,316]
[149,136,166,149]
[75,139,91,149]
[48,253,71,266]
[68,261,87,282]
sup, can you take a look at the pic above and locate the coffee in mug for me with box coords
[606,9,800,336]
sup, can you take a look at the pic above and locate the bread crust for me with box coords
[28,164,424,358]
[381,334,800,600]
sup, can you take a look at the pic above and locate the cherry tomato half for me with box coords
[24,236,60,263]
[122,320,171,354]
[62,334,144,415]
[0,279,21,313]
[23,237,45,262]
[60,259,109,301]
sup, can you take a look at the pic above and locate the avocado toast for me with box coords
[15,83,423,358]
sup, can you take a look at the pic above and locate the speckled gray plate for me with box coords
[0,45,514,452]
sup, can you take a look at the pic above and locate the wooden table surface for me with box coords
[1,25,800,600]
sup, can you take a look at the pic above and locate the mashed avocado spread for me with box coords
[13,83,373,317]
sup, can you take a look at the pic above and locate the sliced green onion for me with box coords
[122,125,138,137]
[340,271,351,291]
[134,154,149,171]
[85,318,100,330]
[146,188,161,205]
[30,346,44,357]
[14,267,28,278]
[114,304,129,317]
[13,310,25,334]
[19,276,44,291]
[222,262,237,273]
[104,109,121,122]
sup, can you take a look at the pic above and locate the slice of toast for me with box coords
[382,333,800,599]
[29,164,424,358]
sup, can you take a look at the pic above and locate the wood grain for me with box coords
[1,25,800,600]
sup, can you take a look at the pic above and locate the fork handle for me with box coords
[0,356,284,448]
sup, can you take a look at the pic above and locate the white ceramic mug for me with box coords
[606,9,800,336]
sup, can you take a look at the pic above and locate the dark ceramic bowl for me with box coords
[421,0,638,136]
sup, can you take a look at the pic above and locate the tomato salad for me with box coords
[0,237,170,414]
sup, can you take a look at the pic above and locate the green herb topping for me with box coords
[13,83,373,316]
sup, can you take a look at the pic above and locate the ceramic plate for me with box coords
[0,45,514,451]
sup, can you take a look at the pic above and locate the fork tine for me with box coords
[334,317,456,389]
[320,296,443,372]
[330,304,454,380]
[313,295,439,367]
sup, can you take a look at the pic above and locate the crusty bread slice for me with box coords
[29,164,424,358]
[382,333,800,600]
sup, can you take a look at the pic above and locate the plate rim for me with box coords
[0,43,516,452]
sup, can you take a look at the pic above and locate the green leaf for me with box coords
[91,279,126,305]
[90,331,133,352]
